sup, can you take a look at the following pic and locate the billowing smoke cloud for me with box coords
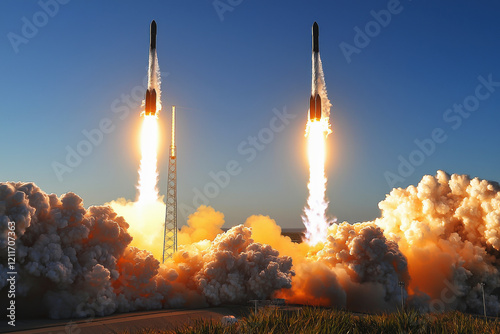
[374,170,500,314]
[244,170,500,314]
[164,225,293,307]
[246,215,408,312]
[0,182,293,319]
[107,200,224,260]
[2,170,499,319]
[177,205,225,245]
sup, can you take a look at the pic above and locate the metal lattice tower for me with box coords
[163,106,177,263]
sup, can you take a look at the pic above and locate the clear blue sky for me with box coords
[2,0,500,228]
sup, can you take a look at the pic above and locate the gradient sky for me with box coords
[2,0,500,228]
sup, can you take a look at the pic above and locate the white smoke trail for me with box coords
[148,50,162,112]
[312,53,332,122]
[148,49,156,89]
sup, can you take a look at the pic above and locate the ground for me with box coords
[0,306,249,334]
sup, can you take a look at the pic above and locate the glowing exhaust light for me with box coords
[303,118,331,245]
[137,115,159,203]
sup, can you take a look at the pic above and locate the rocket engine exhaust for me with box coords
[302,22,334,245]
[137,20,162,204]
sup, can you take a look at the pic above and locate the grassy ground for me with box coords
[130,306,500,334]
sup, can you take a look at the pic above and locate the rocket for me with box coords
[145,20,157,116]
[309,22,321,121]
[150,20,157,50]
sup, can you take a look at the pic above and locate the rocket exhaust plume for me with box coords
[137,116,159,203]
[109,20,165,259]
[303,22,333,245]
[138,20,161,203]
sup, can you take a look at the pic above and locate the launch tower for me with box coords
[163,106,178,262]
